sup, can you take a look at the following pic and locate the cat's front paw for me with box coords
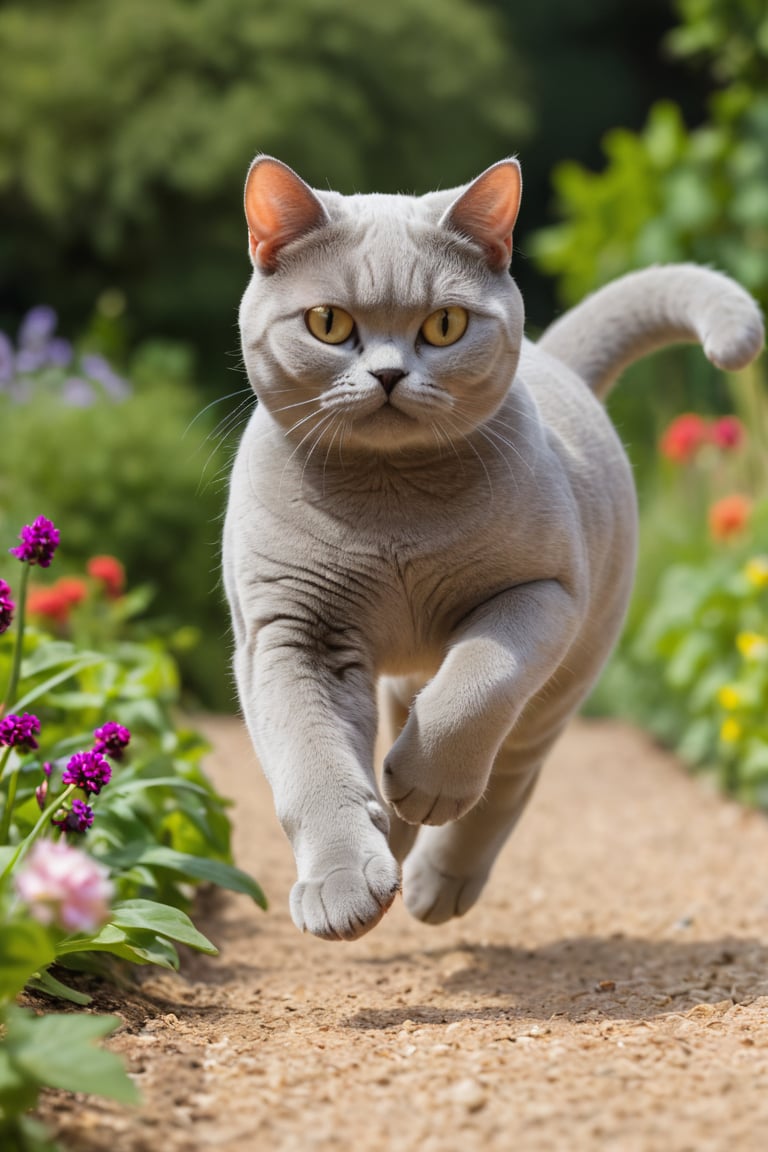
[290,852,400,941]
[382,744,486,826]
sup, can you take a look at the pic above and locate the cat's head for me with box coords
[238,156,524,455]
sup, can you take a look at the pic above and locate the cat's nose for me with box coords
[370,369,406,396]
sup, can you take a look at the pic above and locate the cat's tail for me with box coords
[537,264,764,401]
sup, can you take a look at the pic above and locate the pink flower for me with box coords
[14,839,114,934]
[710,415,745,451]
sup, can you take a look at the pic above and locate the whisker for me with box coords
[439,415,495,501]
[185,387,253,438]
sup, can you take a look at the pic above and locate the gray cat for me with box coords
[223,156,764,941]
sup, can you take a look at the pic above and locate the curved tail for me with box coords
[538,264,764,400]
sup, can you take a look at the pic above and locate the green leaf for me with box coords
[126,845,267,908]
[12,656,105,712]
[0,921,56,1002]
[0,1045,40,1118]
[110,898,218,954]
[26,969,93,1006]
[6,1007,139,1104]
[20,641,94,678]
[107,776,210,798]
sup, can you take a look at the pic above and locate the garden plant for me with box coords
[0,515,265,1152]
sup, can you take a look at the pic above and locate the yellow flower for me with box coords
[736,631,768,661]
[720,718,742,744]
[717,684,743,711]
[744,556,768,589]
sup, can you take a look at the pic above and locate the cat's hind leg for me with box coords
[401,748,541,925]
[378,675,422,864]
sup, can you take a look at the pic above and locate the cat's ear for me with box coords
[244,156,329,271]
[440,159,522,272]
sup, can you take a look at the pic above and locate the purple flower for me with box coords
[61,377,96,407]
[10,516,60,568]
[0,578,14,635]
[46,337,73,369]
[93,722,131,759]
[52,798,95,834]
[0,712,41,752]
[15,348,46,375]
[0,332,14,385]
[62,749,112,795]
[81,354,131,401]
[18,306,57,352]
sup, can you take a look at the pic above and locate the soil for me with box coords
[37,715,768,1152]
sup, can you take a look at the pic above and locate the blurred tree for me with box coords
[0,0,529,377]
[529,0,768,313]
[492,0,713,327]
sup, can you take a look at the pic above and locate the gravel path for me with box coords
[41,716,768,1152]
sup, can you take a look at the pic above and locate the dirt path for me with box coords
[40,716,768,1152]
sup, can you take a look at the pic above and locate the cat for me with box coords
[223,155,764,941]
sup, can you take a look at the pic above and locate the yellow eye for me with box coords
[305,305,355,345]
[420,306,468,347]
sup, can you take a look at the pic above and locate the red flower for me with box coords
[87,555,125,598]
[659,414,709,463]
[709,494,752,541]
[27,577,87,623]
[710,415,745,451]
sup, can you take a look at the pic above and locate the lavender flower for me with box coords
[0,331,14,385]
[61,376,96,407]
[14,838,113,933]
[93,721,131,759]
[10,515,60,567]
[0,578,14,634]
[81,353,131,401]
[18,306,57,352]
[62,749,112,795]
[52,798,95,834]
[15,348,46,375]
[0,712,41,752]
[46,337,73,369]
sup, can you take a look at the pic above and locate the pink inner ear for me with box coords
[244,158,328,271]
[441,160,522,271]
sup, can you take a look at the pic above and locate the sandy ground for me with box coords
[38,715,768,1152]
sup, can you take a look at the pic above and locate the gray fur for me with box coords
[223,158,764,940]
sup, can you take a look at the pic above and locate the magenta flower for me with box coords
[62,749,111,795]
[14,838,113,933]
[0,578,14,634]
[10,515,60,568]
[93,721,131,759]
[35,762,53,810]
[52,798,95,834]
[0,712,41,752]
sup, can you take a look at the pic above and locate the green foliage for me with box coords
[530,0,768,313]
[1,519,265,1150]
[0,0,529,355]
[589,366,768,804]
[0,345,238,708]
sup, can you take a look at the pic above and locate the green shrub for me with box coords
[0,329,244,709]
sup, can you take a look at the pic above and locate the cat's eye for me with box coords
[420,306,469,347]
[305,305,355,345]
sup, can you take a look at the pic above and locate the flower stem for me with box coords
[0,750,19,845]
[5,563,30,711]
[0,783,76,879]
